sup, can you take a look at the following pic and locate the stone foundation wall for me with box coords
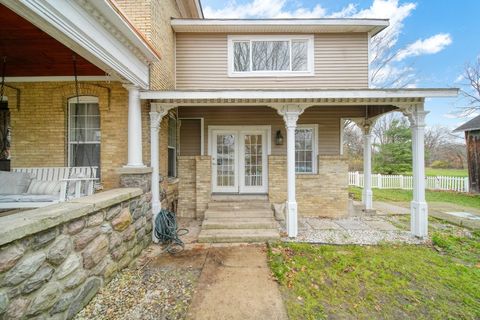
[268,155,349,218]
[177,156,211,219]
[0,188,151,319]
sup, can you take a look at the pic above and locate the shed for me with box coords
[454,115,480,193]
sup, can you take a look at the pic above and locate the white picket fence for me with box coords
[348,172,469,193]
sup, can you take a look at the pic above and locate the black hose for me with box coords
[154,209,189,254]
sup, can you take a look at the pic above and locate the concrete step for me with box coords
[207,201,272,210]
[202,217,278,230]
[211,194,269,202]
[205,209,274,219]
[198,228,280,243]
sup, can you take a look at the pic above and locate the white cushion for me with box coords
[27,180,62,195]
[0,172,33,194]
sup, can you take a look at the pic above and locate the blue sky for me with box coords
[201,0,480,129]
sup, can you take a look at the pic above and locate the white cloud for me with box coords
[395,33,452,61]
[203,0,328,19]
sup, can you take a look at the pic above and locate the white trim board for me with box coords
[140,88,459,100]
[171,18,389,36]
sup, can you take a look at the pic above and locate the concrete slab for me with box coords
[187,246,288,320]
[307,219,343,230]
[374,201,410,215]
[363,219,398,231]
[336,219,370,230]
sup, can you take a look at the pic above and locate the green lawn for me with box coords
[424,168,468,177]
[268,224,480,319]
[349,186,480,209]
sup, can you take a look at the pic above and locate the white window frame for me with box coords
[295,124,318,174]
[67,96,100,168]
[168,114,177,178]
[340,118,347,156]
[227,35,315,77]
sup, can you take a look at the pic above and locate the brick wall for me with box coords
[195,156,211,219]
[177,155,211,219]
[116,0,181,90]
[268,155,349,218]
[5,82,128,189]
[177,156,196,218]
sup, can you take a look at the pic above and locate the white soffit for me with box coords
[171,18,389,35]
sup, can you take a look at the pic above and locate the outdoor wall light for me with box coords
[275,130,284,145]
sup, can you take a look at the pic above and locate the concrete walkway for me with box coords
[374,201,480,229]
[186,245,288,320]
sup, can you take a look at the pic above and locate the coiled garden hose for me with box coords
[154,209,189,254]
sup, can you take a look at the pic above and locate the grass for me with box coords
[349,186,480,209]
[268,224,480,319]
[424,168,468,177]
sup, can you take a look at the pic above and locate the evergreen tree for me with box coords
[373,119,412,174]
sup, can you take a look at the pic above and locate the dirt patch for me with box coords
[75,247,204,320]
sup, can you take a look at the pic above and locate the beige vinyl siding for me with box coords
[175,33,369,90]
[179,118,202,155]
[178,105,372,155]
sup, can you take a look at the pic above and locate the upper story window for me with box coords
[228,35,314,77]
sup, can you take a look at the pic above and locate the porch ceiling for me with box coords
[0,4,103,77]
[140,88,458,107]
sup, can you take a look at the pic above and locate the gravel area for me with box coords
[75,265,200,320]
[283,216,426,245]
[75,218,205,320]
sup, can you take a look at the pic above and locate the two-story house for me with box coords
[1,0,457,242]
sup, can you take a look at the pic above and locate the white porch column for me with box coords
[149,103,173,243]
[275,105,306,238]
[123,84,145,167]
[362,122,374,210]
[403,104,429,238]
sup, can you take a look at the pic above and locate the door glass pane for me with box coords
[244,134,262,187]
[216,134,235,187]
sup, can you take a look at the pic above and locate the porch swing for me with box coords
[0,54,99,209]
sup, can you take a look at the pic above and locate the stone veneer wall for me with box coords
[0,188,152,319]
[177,156,211,219]
[269,155,349,218]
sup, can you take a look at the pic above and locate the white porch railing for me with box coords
[348,171,470,193]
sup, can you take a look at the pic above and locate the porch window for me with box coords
[228,35,314,77]
[68,96,100,171]
[295,125,318,173]
[168,115,177,177]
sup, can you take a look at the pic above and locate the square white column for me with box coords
[274,105,307,238]
[403,104,429,238]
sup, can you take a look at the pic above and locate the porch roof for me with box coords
[139,88,458,106]
[171,18,389,36]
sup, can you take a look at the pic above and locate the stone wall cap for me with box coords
[0,188,143,246]
[118,167,153,174]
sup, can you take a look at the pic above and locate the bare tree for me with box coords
[370,29,415,88]
[462,56,480,113]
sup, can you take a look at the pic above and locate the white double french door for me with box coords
[211,127,269,194]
